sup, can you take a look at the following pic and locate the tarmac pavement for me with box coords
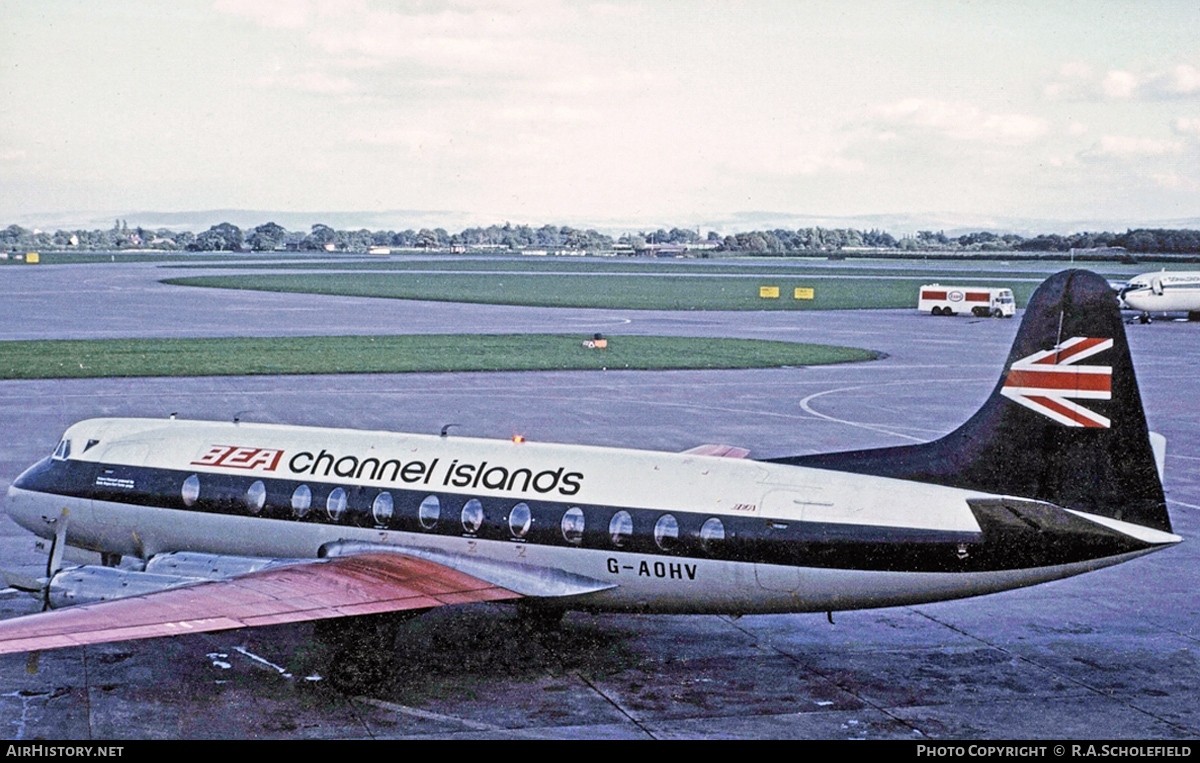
[0,258,1195,740]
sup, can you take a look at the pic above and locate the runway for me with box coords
[0,259,1196,739]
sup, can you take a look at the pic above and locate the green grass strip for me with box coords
[0,334,878,380]
[164,271,1043,311]
[162,257,1086,279]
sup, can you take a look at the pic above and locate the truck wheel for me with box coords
[991,308,1003,318]
[931,307,942,316]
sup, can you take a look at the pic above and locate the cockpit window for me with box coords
[51,439,71,461]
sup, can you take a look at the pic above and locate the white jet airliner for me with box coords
[0,270,1180,675]
[1119,270,1200,323]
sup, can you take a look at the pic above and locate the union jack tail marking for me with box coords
[1000,337,1113,428]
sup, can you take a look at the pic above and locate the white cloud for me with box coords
[345,127,456,152]
[1101,70,1139,99]
[876,99,1048,145]
[1150,172,1189,189]
[1046,60,1200,101]
[1044,61,1094,100]
[212,0,316,29]
[496,104,597,124]
[1091,135,1184,157]
[254,70,360,94]
[1175,117,1200,136]
[1167,64,1200,95]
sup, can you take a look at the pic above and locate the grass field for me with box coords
[0,334,878,380]
[161,256,1153,278]
[162,269,1045,311]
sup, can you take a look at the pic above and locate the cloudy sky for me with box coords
[3,0,1199,232]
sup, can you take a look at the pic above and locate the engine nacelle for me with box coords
[47,566,202,609]
[46,552,306,608]
[143,551,302,579]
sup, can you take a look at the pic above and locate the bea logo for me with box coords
[192,445,284,471]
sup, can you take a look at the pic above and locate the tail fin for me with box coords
[773,269,1171,533]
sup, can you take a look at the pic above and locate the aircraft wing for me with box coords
[0,549,613,656]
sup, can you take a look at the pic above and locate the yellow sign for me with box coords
[25,253,39,264]
[759,286,780,299]
[794,287,814,300]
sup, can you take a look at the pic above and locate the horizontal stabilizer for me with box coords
[966,497,1180,570]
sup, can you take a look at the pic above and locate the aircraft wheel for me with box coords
[1139,313,1152,324]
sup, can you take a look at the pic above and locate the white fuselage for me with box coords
[1121,271,1200,314]
[3,417,1164,616]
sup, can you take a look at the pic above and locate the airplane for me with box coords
[1118,270,1200,323]
[0,269,1181,685]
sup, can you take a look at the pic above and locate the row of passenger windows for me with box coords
[179,474,726,551]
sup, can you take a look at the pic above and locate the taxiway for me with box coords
[0,259,1195,739]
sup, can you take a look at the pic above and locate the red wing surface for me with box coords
[0,552,521,655]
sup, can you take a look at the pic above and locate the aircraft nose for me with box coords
[4,458,60,537]
[4,481,41,536]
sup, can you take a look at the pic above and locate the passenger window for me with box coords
[561,507,585,544]
[245,480,267,514]
[461,498,484,534]
[508,502,531,539]
[609,510,633,547]
[181,474,200,507]
[292,485,312,517]
[699,517,725,551]
[372,492,394,524]
[327,487,347,521]
[654,514,679,551]
[419,495,440,529]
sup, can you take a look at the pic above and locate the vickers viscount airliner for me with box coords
[0,270,1180,674]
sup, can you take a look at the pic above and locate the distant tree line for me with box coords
[4,219,1200,256]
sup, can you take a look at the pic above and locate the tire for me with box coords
[931,307,942,316]
[991,308,1003,318]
